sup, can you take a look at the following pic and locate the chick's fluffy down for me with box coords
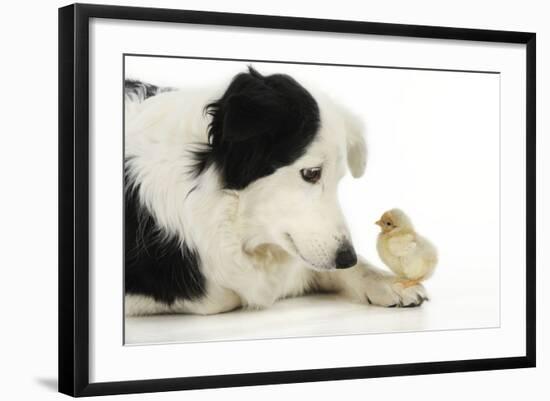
[376,209,438,281]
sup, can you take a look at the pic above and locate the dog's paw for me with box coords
[365,278,428,308]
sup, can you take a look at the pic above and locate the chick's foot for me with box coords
[398,278,422,289]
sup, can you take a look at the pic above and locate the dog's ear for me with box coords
[345,113,367,178]
[202,66,320,189]
[221,92,284,143]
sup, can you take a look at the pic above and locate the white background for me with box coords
[91,16,526,382]
[124,56,501,344]
[0,0,547,400]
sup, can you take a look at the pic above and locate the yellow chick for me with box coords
[376,209,437,288]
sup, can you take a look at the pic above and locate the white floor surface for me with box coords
[125,280,498,345]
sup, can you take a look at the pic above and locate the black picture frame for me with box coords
[59,3,536,397]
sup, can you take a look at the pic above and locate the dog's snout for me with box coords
[335,245,357,269]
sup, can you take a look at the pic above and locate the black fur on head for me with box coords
[192,66,321,189]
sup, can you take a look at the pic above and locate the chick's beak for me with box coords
[375,220,383,227]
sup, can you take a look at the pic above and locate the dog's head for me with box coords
[197,67,366,270]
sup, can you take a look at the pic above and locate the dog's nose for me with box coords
[335,245,357,269]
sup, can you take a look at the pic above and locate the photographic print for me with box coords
[59,4,535,395]
[123,55,500,344]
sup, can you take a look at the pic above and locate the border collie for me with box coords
[124,67,427,316]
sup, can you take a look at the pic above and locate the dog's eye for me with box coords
[300,167,322,183]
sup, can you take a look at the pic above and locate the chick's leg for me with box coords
[313,257,428,307]
[398,278,422,288]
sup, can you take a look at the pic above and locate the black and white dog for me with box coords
[124,67,427,315]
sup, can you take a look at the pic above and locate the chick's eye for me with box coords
[300,167,322,183]
[386,222,391,226]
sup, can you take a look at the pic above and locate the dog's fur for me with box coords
[124,67,427,316]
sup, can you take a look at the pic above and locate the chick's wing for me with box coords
[387,234,417,257]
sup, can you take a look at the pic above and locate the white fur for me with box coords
[125,84,427,316]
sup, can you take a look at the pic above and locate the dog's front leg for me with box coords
[315,257,428,307]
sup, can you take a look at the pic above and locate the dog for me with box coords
[124,67,427,316]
